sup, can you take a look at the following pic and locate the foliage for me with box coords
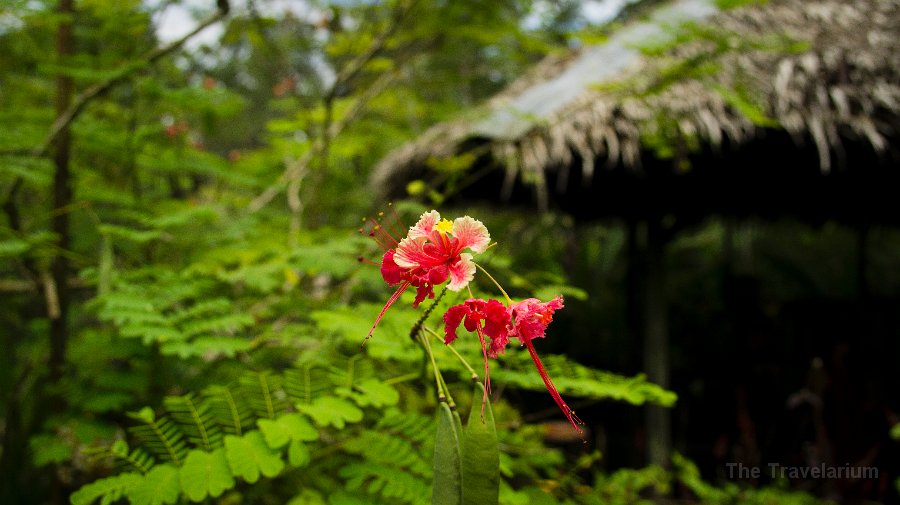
[2,0,893,504]
[68,270,681,504]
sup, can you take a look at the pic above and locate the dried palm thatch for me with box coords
[371,0,900,206]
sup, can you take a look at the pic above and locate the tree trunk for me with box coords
[49,0,74,388]
[48,2,76,501]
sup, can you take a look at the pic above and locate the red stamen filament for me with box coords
[361,280,410,348]
[524,338,584,436]
[474,320,492,420]
[381,204,406,243]
[366,218,399,250]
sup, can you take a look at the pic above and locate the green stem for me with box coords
[473,262,512,305]
[383,372,420,385]
[424,326,478,381]
[418,331,447,402]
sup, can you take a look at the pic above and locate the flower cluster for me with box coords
[364,209,583,435]
[443,295,582,433]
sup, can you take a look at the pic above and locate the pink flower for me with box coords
[363,210,490,346]
[509,296,564,344]
[392,211,490,293]
[508,296,583,434]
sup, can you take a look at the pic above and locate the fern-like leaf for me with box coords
[257,413,318,449]
[108,440,156,474]
[493,352,678,407]
[204,385,251,436]
[328,355,376,389]
[376,411,435,446]
[224,432,285,483]
[126,407,188,465]
[343,431,430,477]
[339,462,430,505]
[297,397,363,429]
[283,363,332,406]
[70,472,141,505]
[238,371,286,419]
[163,394,222,451]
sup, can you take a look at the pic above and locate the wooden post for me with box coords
[643,217,671,468]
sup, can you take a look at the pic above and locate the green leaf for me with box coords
[533,284,589,303]
[336,378,400,408]
[98,223,161,244]
[0,238,29,258]
[342,431,430,478]
[326,491,371,505]
[70,473,140,505]
[712,84,778,127]
[288,489,328,505]
[126,408,187,465]
[224,432,285,483]
[258,413,318,449]
[891,423,900,441]
[257,419,290,449]
[339,462,430,504]
[297,397,364,429]
[127,464,180,505]
[493,353,677,407]
[178,449,235,502]
[462,383,499,505]
[30,434,73,467]
[432,402,463,505]
[160,336,251,359]
[288,440,310,467]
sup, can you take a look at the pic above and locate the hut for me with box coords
[370,0,900,473]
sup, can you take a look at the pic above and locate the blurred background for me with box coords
[1,0,898,504]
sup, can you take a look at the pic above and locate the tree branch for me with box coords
[324,0,416,103]
[247,0,421,214]
[248,68,402,213]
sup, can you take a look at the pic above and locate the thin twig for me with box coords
[248,63,403,213]
[247,0,419,214]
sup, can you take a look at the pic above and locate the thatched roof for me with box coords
[372,0,900,209]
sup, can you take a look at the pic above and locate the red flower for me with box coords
[509,296,583,434]
[442,294,584,434]
[443,298,510,352]
[443,298,511,412]
[363,210,490,346]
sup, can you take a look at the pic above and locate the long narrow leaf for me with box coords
[462,383,499,505]
[432,402,463,505]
